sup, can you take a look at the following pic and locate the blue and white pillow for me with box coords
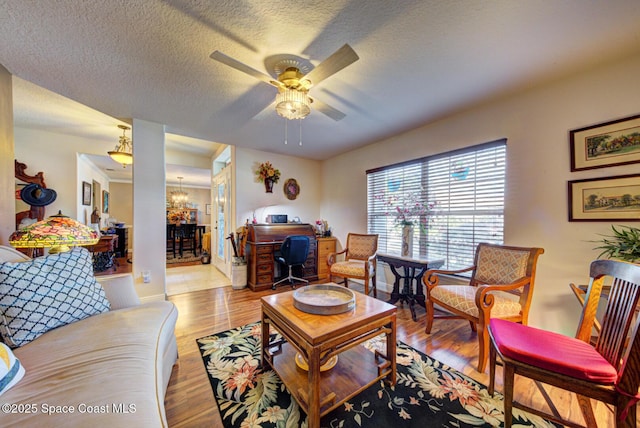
[0,248,110,348]
[0,342,24,395]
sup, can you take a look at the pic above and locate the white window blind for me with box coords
[367,139,506,272]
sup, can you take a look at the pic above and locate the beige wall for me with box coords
[235,147,321,227]
[321,55,640,335]
[0,66,14,245]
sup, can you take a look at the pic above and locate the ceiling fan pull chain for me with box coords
[299,119,303,146]
[284,119,288,145]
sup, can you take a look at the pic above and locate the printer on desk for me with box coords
[266,214,288,224]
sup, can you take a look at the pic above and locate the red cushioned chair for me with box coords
[488,259,640,428]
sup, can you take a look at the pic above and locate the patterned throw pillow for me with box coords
[0,248,110,348]
[0,342,24,395]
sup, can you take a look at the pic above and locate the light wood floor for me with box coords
[163,282,623,427]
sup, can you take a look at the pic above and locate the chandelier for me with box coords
[275,88,311,120]
[171,177,189,208]
[108,124,133,167]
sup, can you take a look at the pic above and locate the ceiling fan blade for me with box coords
[312,98,346,121]
[210,51,283,88]
[302,44,359,87]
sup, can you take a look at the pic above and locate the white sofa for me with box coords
[0,246,178,427]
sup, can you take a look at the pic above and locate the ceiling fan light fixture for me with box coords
[275,88,311,120]
[108,124,133,167]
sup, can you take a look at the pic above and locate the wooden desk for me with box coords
[261,289,396,428]
[246,224,317,291]
[377,253,444,321]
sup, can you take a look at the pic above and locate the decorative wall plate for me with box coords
[284,178,300,200]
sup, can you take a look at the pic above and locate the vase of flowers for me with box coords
[401,223,413,257]
[376,190,436,256]
[255,161,281,193]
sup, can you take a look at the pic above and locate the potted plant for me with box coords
[593,225,640,263]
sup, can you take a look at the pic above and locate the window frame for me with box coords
[366,138,507,272]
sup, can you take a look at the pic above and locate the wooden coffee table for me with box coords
[261,288,397,428]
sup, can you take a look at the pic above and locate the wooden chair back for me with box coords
[345,233,378,261]
[469,243,544,320]
[577,259,640,399]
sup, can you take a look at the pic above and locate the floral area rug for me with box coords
[197,322,560,428]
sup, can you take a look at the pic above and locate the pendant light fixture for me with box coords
[108,125,133,167]
[171,177,189,208]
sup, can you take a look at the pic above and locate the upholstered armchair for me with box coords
[327,233,378,297]
[423,243,544,372]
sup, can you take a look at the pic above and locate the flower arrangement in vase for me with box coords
[375,190,436,257]
[255,161,281,193]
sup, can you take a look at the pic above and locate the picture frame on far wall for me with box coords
[102,190,110,214]
[570,113,640,171]
[82,181,91,206]
[568,173,640,221]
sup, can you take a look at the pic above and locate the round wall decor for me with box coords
[283,178,300,200]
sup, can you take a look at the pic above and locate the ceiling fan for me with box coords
[210,44,359,121]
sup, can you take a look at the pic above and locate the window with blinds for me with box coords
[367,139,506,272]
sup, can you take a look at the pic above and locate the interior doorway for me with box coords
[212,163,231,277]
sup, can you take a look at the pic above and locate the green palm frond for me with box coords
[592,225,640,263]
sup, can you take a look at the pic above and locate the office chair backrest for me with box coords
[280,235,310,265]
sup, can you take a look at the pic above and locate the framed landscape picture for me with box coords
[102,190,110,214]
[570,113,640,171]
[82,181,91,206]
[568,174,640,221]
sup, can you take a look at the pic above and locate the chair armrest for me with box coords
[96,273,141,310]
[423,265,475,290]
[327,249,347,266]
[474,277,530,311]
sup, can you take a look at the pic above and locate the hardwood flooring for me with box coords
[164,283,621,427]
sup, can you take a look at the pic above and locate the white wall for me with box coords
[322,55,640,335]
[14,129,112,224]
[0,66,14,245]
[235,147,321,226]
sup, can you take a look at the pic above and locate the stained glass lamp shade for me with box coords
[9,211,99,254]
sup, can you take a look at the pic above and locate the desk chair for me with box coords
[423,243,544,372]
[488,259,640,428]
[273,235,310,290]
[166,224,176,258]
[179,223,198,258]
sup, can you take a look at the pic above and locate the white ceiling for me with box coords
[2,0,640,166]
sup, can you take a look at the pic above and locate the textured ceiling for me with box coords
[2,0,640,163]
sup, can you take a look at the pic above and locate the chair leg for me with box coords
[577,395,598,428]
[477,322,489,372]
[615,394,637,428]
[488,340,496,396]
[363,273,369,296]
[424,298,435,333]
[503,363,515,428]
[372,274,377,298]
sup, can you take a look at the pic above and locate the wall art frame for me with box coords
[568,173,640,221]
[102,190,110,214]
[570,113,640,171]
[82,181,91,206]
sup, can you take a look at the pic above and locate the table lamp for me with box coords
[9,211,99,255]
